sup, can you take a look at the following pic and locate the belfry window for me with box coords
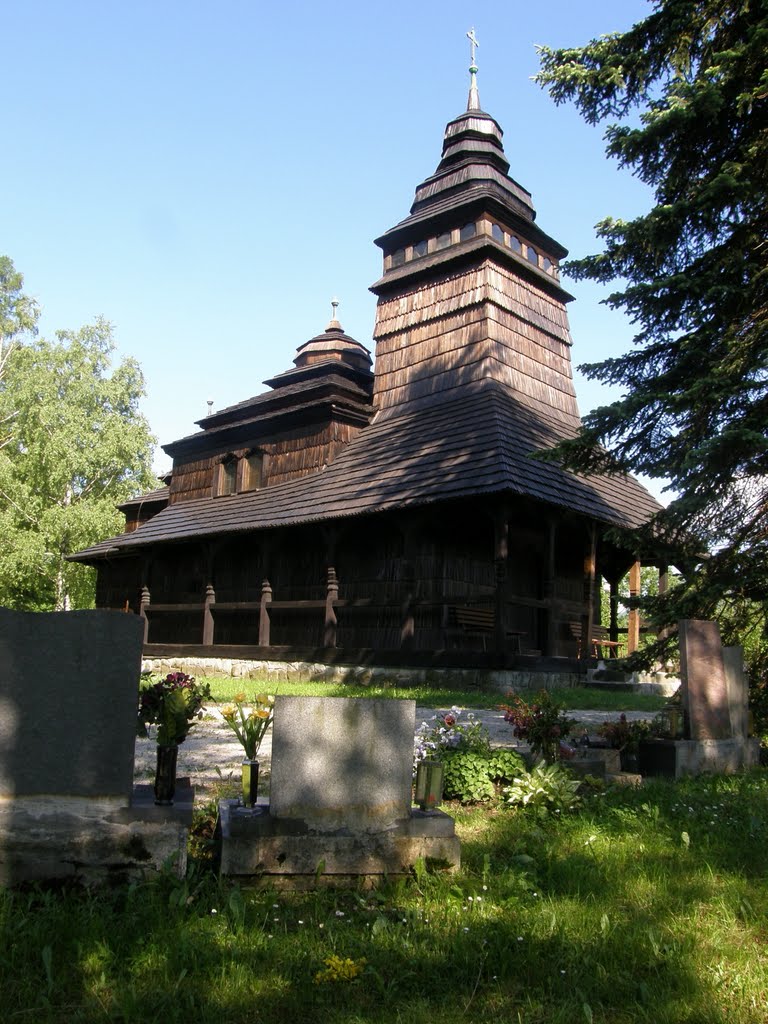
[460,222,476,241]
[509,235,522,253]
[527,245,539,266]
[412,239,428,258]
[391,248,405,268]
[436,231,452,250]
[492,223,504,243]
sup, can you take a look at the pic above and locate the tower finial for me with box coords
[327,296,342,331]
[466,27,480,111]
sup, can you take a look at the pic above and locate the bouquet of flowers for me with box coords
[221,692,275,759]
[137,671,212,746]
[413,706,490,772]
[499,689,575,763]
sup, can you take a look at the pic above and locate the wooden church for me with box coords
[72,49,662,668]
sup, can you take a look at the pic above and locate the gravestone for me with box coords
[0,608,140,799]
[722,646,749,740]
[639,622,758,778]
[270,696,414,831]
[220,695,460,884]
[679,619,731,740]
[0,609,187,884]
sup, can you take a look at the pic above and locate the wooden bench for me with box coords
[445,605,525,652]
[569,622,625,660]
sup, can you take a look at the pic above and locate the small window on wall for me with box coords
[527,245,539,266]
[491,223,505,243]
[509,235,522,253]
[391,248,405,268]
[436,230,452,250]
[412,239,428,258]
[543,256,553,272]
[460,222,476,241]
[241,451,264,492]
[216,458,237,497]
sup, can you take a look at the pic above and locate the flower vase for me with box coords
[154,743,178,805]
[415,760,444,811]
[242,759,259,807]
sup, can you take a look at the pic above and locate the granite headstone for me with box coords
[679,619,732,741]
[270,696,415,832]
[0,608,143,799]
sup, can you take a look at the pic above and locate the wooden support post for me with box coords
[203,583,215,646]
[545,518,557,656]
[139,585,150,645]
[259,578,272,647]
[324,566,339,648]
[493,511,509,653]
[581,524,597,659]
[657,563,671,642]
[609,577,620,646]
[627,560,641,654]
[400,569,415,649]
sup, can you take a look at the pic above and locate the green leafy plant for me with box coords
[504,761,582,814]
[441,749,526,803]
[413,706,490,772]
[499,690,575,763]
[136,671,212,746]
[220,691,275,759]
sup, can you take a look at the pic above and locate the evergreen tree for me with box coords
[536,1,768,654]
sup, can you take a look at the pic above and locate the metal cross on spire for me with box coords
[467,27,479,67]
[466,27,481,111]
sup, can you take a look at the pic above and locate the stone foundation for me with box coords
[219,800,460,887]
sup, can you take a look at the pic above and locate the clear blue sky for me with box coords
[3,0,657,486]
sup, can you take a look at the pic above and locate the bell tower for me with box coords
[370,33,580,429]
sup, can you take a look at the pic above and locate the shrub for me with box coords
[441,748,526,803]
[504,761,582,814]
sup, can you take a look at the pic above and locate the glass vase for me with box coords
[154,743,178,805]
[414,760,444,811]
[242,759,260,807]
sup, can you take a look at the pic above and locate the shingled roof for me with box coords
[71,378,660,562]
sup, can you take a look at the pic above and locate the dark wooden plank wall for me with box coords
[372,260,580,424]
[168,421,364,503]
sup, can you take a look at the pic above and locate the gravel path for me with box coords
[134,705,654,797]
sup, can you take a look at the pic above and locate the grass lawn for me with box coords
[203,677,667,714]
[2,770,767,1023]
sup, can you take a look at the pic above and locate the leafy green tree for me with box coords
[535,1,768,663]
[0,307,156,610]
[0,255,39,351]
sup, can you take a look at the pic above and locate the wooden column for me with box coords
[609,577,620,646]
[493,511,509,653]
[324,566,339,648]
[139,585,150,645]
[657,563,670,642]
[582,524,597,659]
[399,519,418,649]
[259,578,272,647]
[627,559,642,654]
[202,583,215,646]
[544,518,557,656]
